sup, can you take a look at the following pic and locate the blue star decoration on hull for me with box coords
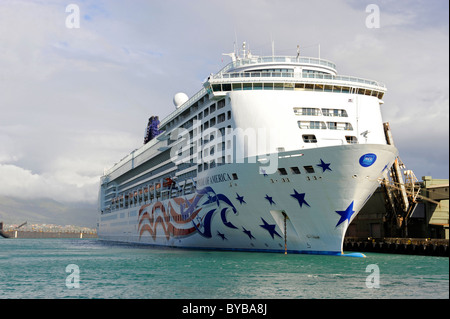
[264,194,276,205]
[259,218,282,239]
[217,231,227,240]
[290,189,310,208]
[242,227,255,240]
[335,201,355,227]
[317,159,332,172]
[236,193,246,205]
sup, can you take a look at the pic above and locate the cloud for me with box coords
[0,128,137,203]
[0,163,68,200]
[0,0,448,207]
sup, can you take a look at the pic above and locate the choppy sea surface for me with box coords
[0,238,448,299]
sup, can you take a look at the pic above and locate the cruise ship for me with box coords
[97,43,398,256]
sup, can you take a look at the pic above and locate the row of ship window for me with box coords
[197,156,228,172]
[109,164,330,211]
[108,182,196,210]
[200,163,322,176]
[302,134,358,144]
[106,172,241,211]
[294,107,348,117]
[108,165,329,210]
[298,121,353,130]
[165,98,226,132]
[294,107,353,131]
[109,163,330,210]
[208,82,384,99]
[278,165,315,175]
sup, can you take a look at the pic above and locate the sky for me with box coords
[0,0,448,205]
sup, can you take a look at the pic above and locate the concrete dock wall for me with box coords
[3,230,97,239]
[344,237,448,257]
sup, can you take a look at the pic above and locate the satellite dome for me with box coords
[173,92,189,108]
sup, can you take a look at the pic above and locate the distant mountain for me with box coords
[0,195,97,228]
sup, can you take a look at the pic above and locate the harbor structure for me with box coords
[345,175,448,256]
[346,176,449,240]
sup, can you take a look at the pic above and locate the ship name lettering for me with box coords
[209,173,231,184]
[197,173,231,187]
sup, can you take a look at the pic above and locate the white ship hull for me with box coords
[98,49,396,256]
[98,143,397,255]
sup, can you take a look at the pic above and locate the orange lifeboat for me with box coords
[163,178,175,188]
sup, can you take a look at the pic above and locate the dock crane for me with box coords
[0,221,27,238]
[381,123,440,237]
[0,221,8,238]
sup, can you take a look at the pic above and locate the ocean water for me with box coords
[0,238,448,299]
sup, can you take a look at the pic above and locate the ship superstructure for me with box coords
[97,44,397,255]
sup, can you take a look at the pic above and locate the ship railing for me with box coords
[105,178,196,213]
[212,71,385,88]
[216,56,337,76]
[159,87,207,128]
[103,127,168,177]
[156,56,380,143]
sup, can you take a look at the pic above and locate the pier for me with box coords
[2,230,97,239]
[0,222,10,238]
[0,221,97,239]
[344,168,448,256]
[344,237,448,257]
[345,175,448,257]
